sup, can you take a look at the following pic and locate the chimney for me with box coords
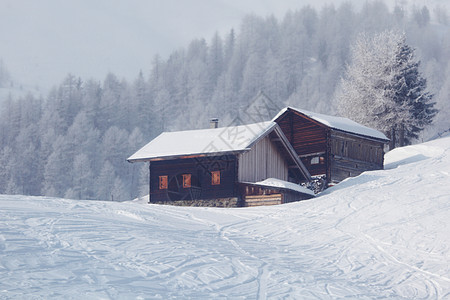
[210,118,219,128]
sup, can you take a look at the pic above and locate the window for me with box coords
[211,171,220,185]
[311,156,325,165]
[182,174,191,188]
[159,175,168,190]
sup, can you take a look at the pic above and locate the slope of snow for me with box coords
[1,137,450,298]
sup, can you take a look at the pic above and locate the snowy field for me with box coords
[1,137,450,299]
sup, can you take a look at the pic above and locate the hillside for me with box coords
[0,136,449,298]
[2,1,450,201]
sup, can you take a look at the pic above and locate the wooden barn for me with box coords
[272,107,389,185]
[127,121,314,207]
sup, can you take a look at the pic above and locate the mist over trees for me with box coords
[0,60,11,88]
[1,1,449,200]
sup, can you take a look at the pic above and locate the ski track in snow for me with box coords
[1,137,450,299]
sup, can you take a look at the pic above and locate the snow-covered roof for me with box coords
[128,121,276,162]
[273,107,389,141]
[244,178,315,196]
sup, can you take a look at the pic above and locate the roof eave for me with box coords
[127,149,250,163]
[245,122,278,149]
[274,106,389,142]
[273,107,328,129]
[330,128,390,143]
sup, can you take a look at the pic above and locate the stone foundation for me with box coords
[151,197,239,208]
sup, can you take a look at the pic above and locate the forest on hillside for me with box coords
[1,1,449,200]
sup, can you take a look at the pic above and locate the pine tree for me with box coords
[337,30,436,148]
[391,39,436,145]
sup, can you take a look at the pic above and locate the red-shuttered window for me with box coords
[211,171,220,185]
[159,175,168,189]
[182,174,191,188]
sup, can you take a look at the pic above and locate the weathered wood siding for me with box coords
[329,130,385,183]
[275,109,387,184]
[238,135,288,182]
[244,194,283,207]
[150,155,237,202]
[239,183,314,206]
[276,111,328,176]
[329,131,384,166]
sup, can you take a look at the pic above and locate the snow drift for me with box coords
[1,137,449,299]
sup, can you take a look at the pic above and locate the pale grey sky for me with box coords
[0,0,443,91]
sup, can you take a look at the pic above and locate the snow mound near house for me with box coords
[0,137,449,298]
[253,177,315,196]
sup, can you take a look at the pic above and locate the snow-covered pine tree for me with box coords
[337,30,436,148]
[391,39,436,145]
[337,31,399,133]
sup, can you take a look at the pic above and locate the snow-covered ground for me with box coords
[1,137,449,299]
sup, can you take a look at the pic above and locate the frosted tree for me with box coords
[65,111,101,168]
[98,73,125,131]
[337,30,436,148]
[81,79,102,124]
[99,126,131,195]
[51,74,83,132]
[337,31,398,131]
[101,126,130,174]
[111,177,129,201]
[0,146,14,193]
[70,153,94,199]
[208,32,224,85]
[134,71,155,138]
[95,160,116,201]
[15,125,41,194]
[391,39,436,145]
[264,51,286,101]
[128,127,145,199]
[223,29,235,67]
[239,52,266,107]
[138,164,149,199]
[42,136,72,196]
[433,62,450,137]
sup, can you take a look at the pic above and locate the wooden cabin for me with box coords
[272,107,389,185]
[127,121,314,207]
